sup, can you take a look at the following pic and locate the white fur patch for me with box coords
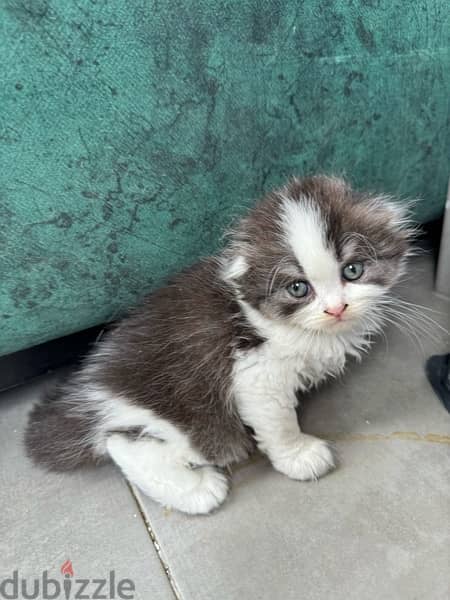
[107,434,229,514]
[280,197,339,282]
[280,197,344,311]
[232,332,336,480]
[220,255,248,281]
[235,300,368,392]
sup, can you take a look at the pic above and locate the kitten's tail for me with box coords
[25,383,100,472]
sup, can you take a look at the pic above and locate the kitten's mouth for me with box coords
[302,317,355,334]
[325,316,354,331]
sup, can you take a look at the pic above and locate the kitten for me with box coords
[25,176,412,514]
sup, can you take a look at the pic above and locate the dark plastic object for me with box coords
[0,325,105,393]
[426,354,450,414]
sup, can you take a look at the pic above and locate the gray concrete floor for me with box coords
[1,255,449,600]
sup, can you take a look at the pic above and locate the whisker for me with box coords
[379,314,426,354]
[382,308,445,341]
[388,298,446,317]
[376,295,449,336]
[384,306,448,336]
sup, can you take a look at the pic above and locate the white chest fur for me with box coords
[232,333,348,409]
[232,303,370,411]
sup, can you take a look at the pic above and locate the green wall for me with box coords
[1,1,449,355]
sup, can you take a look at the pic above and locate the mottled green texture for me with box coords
[1,1,449,355]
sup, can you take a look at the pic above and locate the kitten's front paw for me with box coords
[272,436,335,481]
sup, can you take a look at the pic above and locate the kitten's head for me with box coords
[222,176,413,336]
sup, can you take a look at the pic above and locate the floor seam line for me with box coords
[126,481,183,600]
[321,431,450,444]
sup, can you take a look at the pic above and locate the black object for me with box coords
[426,354,450,413]
[0,325,106,393]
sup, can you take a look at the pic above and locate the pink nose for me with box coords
[324,303,348,318]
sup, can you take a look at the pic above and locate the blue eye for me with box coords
[342,262,364,281]
[287,280,309,298]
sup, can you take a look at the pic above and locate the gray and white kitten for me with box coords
[26,176,412,514]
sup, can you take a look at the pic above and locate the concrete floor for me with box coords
[1,255,449,600]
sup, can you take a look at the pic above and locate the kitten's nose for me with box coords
[324,303,348,319]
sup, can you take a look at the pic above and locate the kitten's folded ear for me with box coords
[220,252,249,282]
[220,215,255,283]
[283,174,353,202]
[367,194,418,235]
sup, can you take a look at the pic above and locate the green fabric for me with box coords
[1,1,449,356]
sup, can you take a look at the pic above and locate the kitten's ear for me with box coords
[369,194,416,232]
[220,253,249,282]
[220,218,254,283]
[285,174,352,201]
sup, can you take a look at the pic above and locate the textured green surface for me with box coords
[1,1,449,356]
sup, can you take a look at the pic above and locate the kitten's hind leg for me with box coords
[106,433,229,515]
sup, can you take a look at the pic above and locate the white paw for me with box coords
[272,436,335,481]
[106,433,229,515]
[177,466,230,515]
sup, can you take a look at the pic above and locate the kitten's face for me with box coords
[223,176,412,336]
